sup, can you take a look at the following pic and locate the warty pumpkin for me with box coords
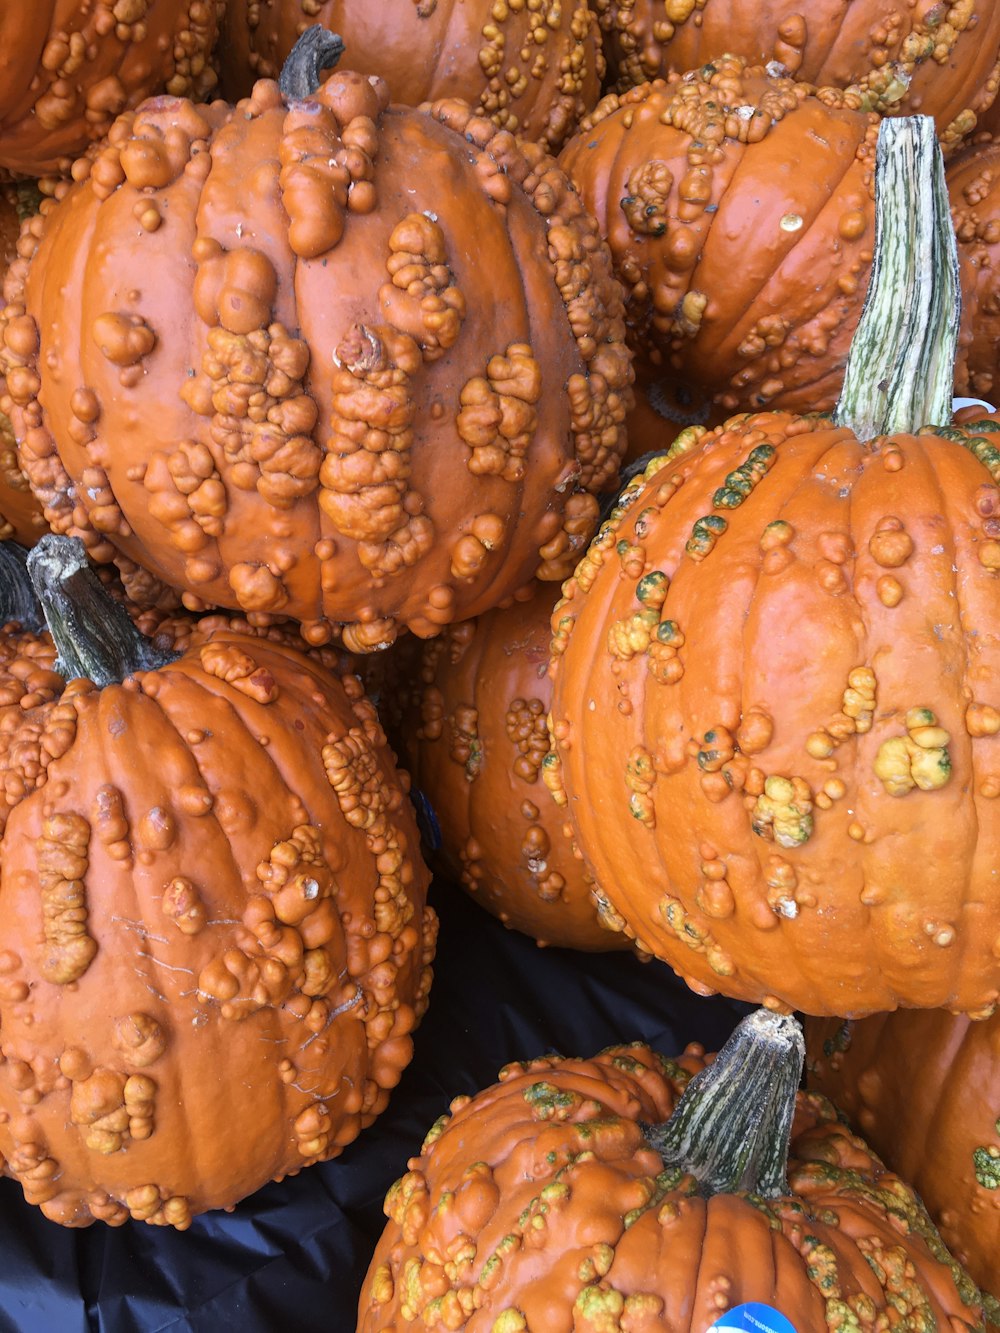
[392,582,633,952]
[0,29,632,650]
[0,535,437,1227]
[950,136,1000,406]
[545,116,1000,1017]
[0,542,59,720]
[591,0,1000,152]
[806,1010,1000,1307]
[358,1009,987,1330]
[558,56,898,419]
[219,0,603,154]
[0,1,222,177]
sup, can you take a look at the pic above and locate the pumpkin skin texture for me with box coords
[546,411,1000,1017]
[950,138,1000,405]
[0,589,437,1225]
[591,0,1000,151]
[394,583,632,952]
[806,1011,1000,1306]
[357,1042,984,1330]
[0,1,222,176]
[558,59,893,419]
[219,0,603,154]
[0,71,632,650]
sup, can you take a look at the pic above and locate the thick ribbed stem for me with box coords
[0,541,44,632]
[279,25,345,98]
[834,115,960,439]
[26,536,178,686]
[644,1009,804,1198]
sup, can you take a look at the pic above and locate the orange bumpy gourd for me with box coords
[219,0,603,153]
[807,1010,1000,1306]
[0,1,221,176]
[546,117,1000,1017]
[0,535,436,1227]
[0,32,631,651]
[591,0,1000,149]
[358,1012,986,1330]
[950,137,1000,405]
[393,583,634,951]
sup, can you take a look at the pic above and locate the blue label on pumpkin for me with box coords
[411,788,442,852]
[708,1303,797,1333]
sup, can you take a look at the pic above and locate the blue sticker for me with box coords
[708,1303,797,1333]
[411,788,442,852]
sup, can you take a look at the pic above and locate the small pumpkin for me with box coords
[219,0,603,154]
[0,30,631,649]
[0,535,436,1227]
[591,0,1000,151]
[393,583,633,952]
[558,58,896,419]
[806,1010,1000,1307]
[358,1009,986,1329]
[950,136,1000,405]
[546,116,1000,1016]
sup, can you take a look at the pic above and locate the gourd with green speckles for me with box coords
[358,1011,987,1330]
[808,1009,1000,1314]
[546,116,1000,1016]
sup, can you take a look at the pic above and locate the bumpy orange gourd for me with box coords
[358,1017,985,1330]
[0,43,631,650]
[394,583,632,951]
[807,1010,1000,1304]
[950,137,1000,404]
[0,187,46,547]
[0,2,222,176]
[558,58,895,419]
[591,0,1000,149]
[0,537,437,1227]
[219,0,603,153]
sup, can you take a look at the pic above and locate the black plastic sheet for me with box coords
[0,880,750,1332]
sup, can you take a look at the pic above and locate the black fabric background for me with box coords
[0,879,750,1333]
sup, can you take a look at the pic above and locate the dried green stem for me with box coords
[644,1009,804,1198]
[27,535,178,686]
[0,541,44,632]
[834,115,960,439]
[279,25,345,98]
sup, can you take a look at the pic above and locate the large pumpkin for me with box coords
[558,57,893,419]
[0,32,631,650]
[806,1010,1000,1305]
[546,117,1000,1017]
[950,136,1000,404]
[591,0,1000,150]
[219,0,603,154]
[358,1010,987,1329]
[0,1,222,176]
[393,583,632,952]
[0,535,436,1227]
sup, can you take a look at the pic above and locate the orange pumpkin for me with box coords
[807,1010,1000,1306]
[219,0,603,153]
[950,137,1000,405]
[0,535,436,1227]
[545,118,1000,1016]
[0,33,631,648]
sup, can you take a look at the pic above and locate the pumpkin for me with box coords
[950,137,1000,405]
[558,57,897,419]
[0,534,436,1227]
[0,542,60,720]
[219,0,603,154]
[591,0,1000,151]
[0,185,46,547]
[358,1009,986,1329]
[806,1010,1000,1306]
[624,354,730,465]
[0,1,222,177]
[545,116,1000,1017]
[393,582,632,952]
[0,30,631,650]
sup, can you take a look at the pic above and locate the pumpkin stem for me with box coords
[834,115,960,439]
[0,541,44,632]
[26,535,178,687]
[644,1009,804,1199]
[278,25,346,98]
